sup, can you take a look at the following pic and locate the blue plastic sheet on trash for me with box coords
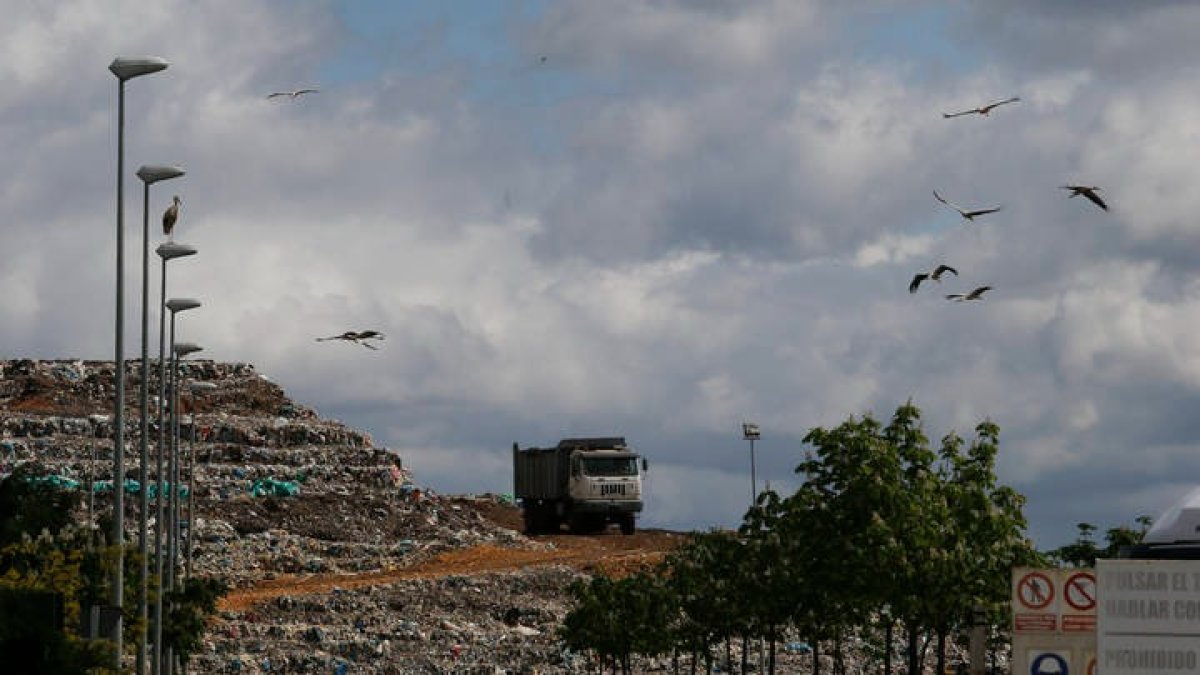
[250,478,300,497]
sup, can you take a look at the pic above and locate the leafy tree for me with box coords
[0,463,78,546]
[163,576,228,666]
[785,402,1034,675]
[562,571,673,673]
[1046,517,1150,567]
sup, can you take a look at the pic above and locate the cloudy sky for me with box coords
[4,1,1200,550]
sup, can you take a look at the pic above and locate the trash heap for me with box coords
[1,359,950,674]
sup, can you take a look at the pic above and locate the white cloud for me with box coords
[4,1,1200,546]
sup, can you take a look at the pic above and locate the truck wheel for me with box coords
[523,509,540,535]
[619,515,636,535]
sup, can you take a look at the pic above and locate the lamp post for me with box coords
[184,381,217,581]
[152,246,195,675]
[135,165,184,675]
[160,303,199,675]
[110,54,169,669]
[742,423,760,506]
[151,243,195,675]
[168,341,202,675]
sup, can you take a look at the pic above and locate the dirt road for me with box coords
[220,501,686,612]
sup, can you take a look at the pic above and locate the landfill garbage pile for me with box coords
[0,359,966,674]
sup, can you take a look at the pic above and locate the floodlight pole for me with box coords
[153,247,196,675]
[136,165,184,675]
[110,54,169,671]
[742,423,760,506]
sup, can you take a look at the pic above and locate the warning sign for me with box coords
[1018,571,1055,610]
[1012,568,1093,675]
[1063,572,1096,612]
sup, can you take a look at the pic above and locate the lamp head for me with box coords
[109,56,169,81]
[742,423,761,441]
[156,242,197,260]
[136,164,185,184]
[166,298,201,313]
[173,342,203,357]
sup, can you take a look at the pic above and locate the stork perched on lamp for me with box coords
[162,196,181,240]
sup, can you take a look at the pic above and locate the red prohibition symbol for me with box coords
[1018,571,1054,610]
[1064,571,1096,611]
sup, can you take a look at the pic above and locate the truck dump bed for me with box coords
[512,444,571,500]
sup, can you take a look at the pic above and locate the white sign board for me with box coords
[1012,568,1096,675]
[1097,559,1200,674]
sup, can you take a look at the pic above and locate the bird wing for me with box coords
[945,294,964,301]
[295,89,319,96]
[980,97,1020,113]
[933,190,968,216]
[942,109,973,119]
[909,274,928,294]
[969,286,993,299]
[162,205,178,233]
[1082,189,1108,211]
[933,265,958,279]
[267,92,289,99]
[963,206,1002,218]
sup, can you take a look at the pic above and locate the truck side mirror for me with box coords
[641,458,648,472]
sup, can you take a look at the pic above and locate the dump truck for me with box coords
[513,437,646,535]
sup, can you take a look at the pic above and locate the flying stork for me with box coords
[942,97,1020,119]
[946,286,992,302]
[909,264,958,294]
[267,88,319,100]
[933,190,1002,222]
[315,330,386,350]
[1061,185,1108,212]
[162,196,181,240]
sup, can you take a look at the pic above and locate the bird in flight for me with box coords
[933,190,1002,222]
[946,286,992,302]
[162,196,181,240]
[1061,185,1108,212]
[267,88,319,100]
[909,264,958,294]
[315,330,386,350]
[942,97,1020,119]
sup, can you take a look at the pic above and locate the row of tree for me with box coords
[0,462,224,671]
[563,401,1047,675]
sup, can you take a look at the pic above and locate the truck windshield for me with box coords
[581,457,638,477]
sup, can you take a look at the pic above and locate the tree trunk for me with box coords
[742,635,749,674]
[936,628,946,675]
[834,633,844,675]
[767,625,777,675]
[813,639,822,675]
[884,619,893,675]
[906,622,920,675]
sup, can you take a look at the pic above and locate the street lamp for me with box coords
[151,244,195,675]
[184,381,217,581]
[110,54,169,669]
[135,165,184,675]
[742,423,760,506]
[165,341,202,675]
[169,342,202,592]
[158,302,199,675]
